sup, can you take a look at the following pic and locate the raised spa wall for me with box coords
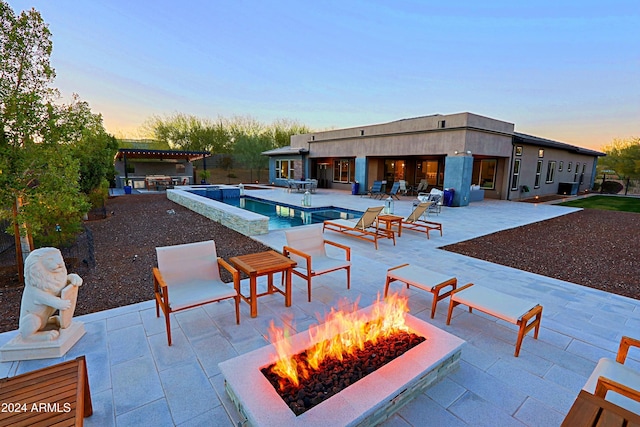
[167,186,269,236]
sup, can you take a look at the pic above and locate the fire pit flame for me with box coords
[267,293,410,388]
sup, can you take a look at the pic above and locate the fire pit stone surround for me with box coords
[219,305,465,427]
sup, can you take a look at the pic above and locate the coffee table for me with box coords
[229,250,297,318]
[378,214,404,237]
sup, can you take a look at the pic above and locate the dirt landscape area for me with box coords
[1,194,638,333]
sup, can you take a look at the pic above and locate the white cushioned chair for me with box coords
[283,227,351,302]
[582,336,640,414]
[153,240,240,346]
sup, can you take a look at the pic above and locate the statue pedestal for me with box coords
[0,321,85,362]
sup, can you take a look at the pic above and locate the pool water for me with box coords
[223,197,362,230]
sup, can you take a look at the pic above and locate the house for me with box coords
[262,112,605,206]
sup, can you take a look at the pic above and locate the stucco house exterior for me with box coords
[263,112,604,206]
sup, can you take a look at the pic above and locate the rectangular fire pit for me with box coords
[219,305,465,427]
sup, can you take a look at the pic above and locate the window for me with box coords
[574,162,579,182]
[567,162,572,172]
[511,159,521,190]
[437,120,446,129]
[515,146,523,156]
[534,160,543,188]
[546,161,556,183]
[333,159,354,183]
[558,161,563,172]
[580,163,586,183]
[538,149,544,158]
[478,159,497,189]
[360,130,365,136]
[276,159,294,179]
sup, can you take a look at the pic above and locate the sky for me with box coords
[7,0,640,150]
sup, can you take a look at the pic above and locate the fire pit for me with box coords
[219,297,465,426]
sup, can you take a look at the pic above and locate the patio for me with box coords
[1,188,639,426]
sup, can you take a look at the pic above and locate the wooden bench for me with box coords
[446,283,543,357]
[0,356,92,426]
[385,264,457,319]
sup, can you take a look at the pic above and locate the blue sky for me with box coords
[8,0,640,150]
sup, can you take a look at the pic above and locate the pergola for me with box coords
[114,149,210,181]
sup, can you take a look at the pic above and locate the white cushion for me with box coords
[294,254,350,275]
[452,285,539,324]
[167,278,237,311]
[387,265,455,291]
[583,357,640,414]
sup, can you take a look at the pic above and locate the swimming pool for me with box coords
[223,197,362,230]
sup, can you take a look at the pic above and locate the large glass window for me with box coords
[534,160,543,188]
[546,161,556,183]
[276,160,294,179]
[511,159,521,191]
[333,159,354,183]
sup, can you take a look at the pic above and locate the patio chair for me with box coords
[401,202,443,238]
[364,181,385,199]
[309,179,318,193]
[582,336,640,415]
[283,227,351,302]
[388,182,401,200]
[153,240,240,346]
[415,179,428,193]
[323,206,394,250]
[399,180,411,196]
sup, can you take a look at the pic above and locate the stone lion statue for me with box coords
[19,247,83,342]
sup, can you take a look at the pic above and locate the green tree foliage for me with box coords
[0,2,114,246]
[600,137,640,179]
[142,113,311,182]
[142,113,232,153]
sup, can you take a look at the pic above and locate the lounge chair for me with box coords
[153,240,240,346]
[415,179,428,193]
[399,180,411,196]
[364,181,385,199]
[283,227,351,302]
[402,202,443,238]
[581,336,640,415]
[323,206,395,250]
[388,182,401,200]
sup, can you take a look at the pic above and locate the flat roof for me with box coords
[115,148,210,161]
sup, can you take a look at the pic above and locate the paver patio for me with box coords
[1,188,639,426]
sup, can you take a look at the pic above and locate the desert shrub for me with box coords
[601,180,623,194]
[592,182,601,191]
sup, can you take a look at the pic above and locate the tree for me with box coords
[600,137,640,194]
[233,133,272,182]
[0,2,112,268]
[142,113,231,153]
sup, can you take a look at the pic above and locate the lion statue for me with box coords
[18,247,83,342]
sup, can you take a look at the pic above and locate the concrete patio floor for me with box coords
[2,188,639,426]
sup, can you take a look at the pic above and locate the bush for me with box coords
[592,182,600,192]
[601,180,623,194]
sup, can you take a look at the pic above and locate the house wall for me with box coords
[508,145,597,200]
[283,112,601,201]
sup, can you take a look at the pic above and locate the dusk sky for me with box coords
[8,0,640,150]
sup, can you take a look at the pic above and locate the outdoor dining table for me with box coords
[289,180,312,192]
[229,250,297,318]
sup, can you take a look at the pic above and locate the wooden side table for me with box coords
[0,356,92,426]
[229,250,297,318]
[562,389,640,426]
[378,214,404,237]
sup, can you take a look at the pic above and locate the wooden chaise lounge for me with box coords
[401,202,443,239]
[446,283,543,357]
[323,206,395,250]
